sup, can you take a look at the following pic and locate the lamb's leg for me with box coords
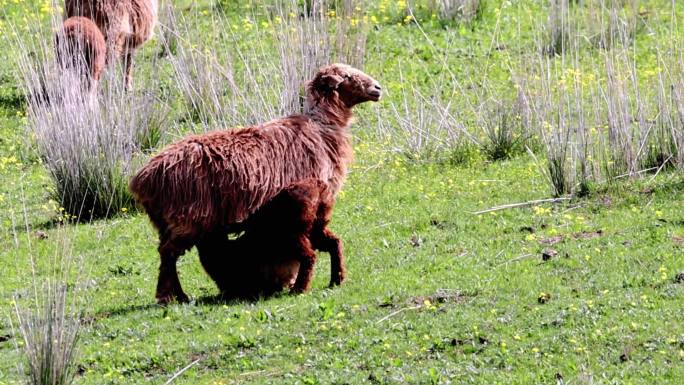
[196,231,230,291]
[156,234,191,304]
[312,227,345,287]
[123,48,134,91]
[291,235,317,293]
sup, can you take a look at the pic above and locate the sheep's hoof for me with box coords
[289,286,309,295]
[328,274,345,288]
[175,292,190,303]
[156,292,190,305]
[156,294,174,305]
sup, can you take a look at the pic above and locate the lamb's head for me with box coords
[308,63,382,108]
[260,260,300,291]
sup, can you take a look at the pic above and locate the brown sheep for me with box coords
[130,63,381,304]
[197,179,342,300]
[55,16,106,93]
[65,0,158,88]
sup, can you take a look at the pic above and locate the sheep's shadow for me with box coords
[91,292,288,321]
[195,291,289,306]
[20,208,134,234]
[88,303,161,322]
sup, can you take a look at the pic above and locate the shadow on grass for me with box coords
[31,217,67,232]
[90,291,289,321]
[18,208,140,235]
[0,85,25,112]
[88,303,162,322]
[195,291,289,306]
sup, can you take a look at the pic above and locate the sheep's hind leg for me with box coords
[156,234,192,304]
[290,235,317,294]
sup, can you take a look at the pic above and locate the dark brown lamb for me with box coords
[129,63,381,304]
[197,179,343,300]
[55,16,106,92]
[65,0,158,88]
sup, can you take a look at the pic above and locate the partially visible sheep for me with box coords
[130,63,381,304]
[54,16,106,93]
[196,179,344,300]
[65,0,158,88]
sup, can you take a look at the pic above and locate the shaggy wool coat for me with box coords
[65,0,157,85]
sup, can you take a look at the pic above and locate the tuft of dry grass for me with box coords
[9,219,85,385]
[516,0,684,195]
[428,0,481,21]
[12,283,81,385]
[375,66,474,160]
[161,0,368,131]
[9,14,168,220]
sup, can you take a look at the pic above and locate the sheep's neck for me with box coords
[303,94,353,130]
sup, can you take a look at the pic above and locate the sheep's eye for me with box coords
[344,74,352,80]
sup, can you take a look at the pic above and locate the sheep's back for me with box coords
[130,115,349,231]
[127,0,157,46]
[65,0,156,49]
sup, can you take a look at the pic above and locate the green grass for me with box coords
[1,0,683,384]
[2,146,683,384]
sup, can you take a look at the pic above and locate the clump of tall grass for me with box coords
[518,0,684,196]
[10,17,168,220]
[479,99,528,161]
[642,42,684,171]
[163,0,368,130]
[10,222,85,385]
[428,0,481,21]
[587,0,646,50]
[374,61,477,162]
[546,0,645,54]
[12,283,81,385]
[546,0,571,55]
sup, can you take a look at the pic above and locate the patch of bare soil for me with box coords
[672,236,684,246]
[539,235,563,245]
[572,230,604,240]
[411,289,470,306]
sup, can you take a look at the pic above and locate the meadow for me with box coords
[0,0,683,384]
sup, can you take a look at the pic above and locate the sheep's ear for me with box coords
[318,74,344,91]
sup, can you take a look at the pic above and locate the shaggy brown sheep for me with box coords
[197,179,343,300]
[130,63,381,304]
[55,16,106,92]
[65,0,158,88]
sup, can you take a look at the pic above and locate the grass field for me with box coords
[0,0,683,384]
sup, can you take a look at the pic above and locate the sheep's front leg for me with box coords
[291,235,317,293]
[156,235,190,304]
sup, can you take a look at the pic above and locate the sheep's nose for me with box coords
[367,81,382,100]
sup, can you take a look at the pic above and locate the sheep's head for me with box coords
[308,63,382,108]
